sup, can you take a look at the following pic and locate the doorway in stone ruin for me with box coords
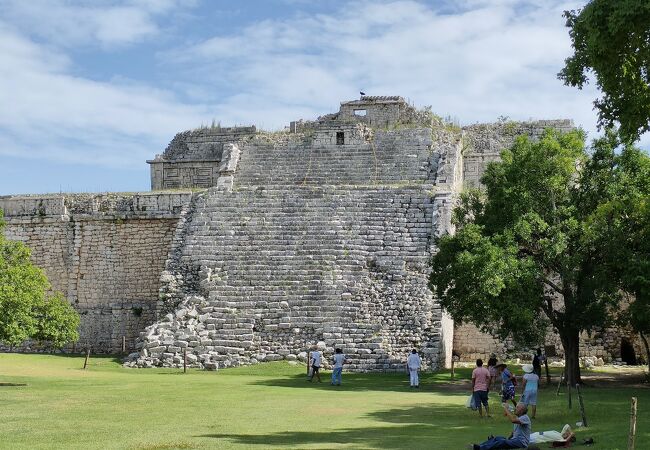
[620,337,637,365]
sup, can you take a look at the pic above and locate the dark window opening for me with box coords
[336,132,345,145]
[621,338,637,365]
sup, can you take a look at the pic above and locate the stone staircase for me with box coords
[131,126,456,371]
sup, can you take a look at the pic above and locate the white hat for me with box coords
[522,364,534,373]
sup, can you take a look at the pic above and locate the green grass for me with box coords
[0,354,648,449]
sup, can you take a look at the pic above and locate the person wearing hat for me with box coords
[496,363,517,410]
[521,364,539,419]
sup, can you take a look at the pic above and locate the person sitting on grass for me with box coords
[468,403,532,450]
[520,364,539,419]
[331,348,346,386]
[496,363,518,411]
[471,358,491,418]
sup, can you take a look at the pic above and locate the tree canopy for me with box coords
[583,133,650,369]
[428,129,648,384]
[0,210,80,349]
[559,0,650,143]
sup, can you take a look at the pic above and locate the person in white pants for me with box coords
[406,349,422,388]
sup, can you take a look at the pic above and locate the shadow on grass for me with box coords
[8,352,128,366]
[248,369,475,394]
[199,405,475,449]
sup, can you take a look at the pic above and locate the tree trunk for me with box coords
[559,328,582,385]
[640,331,650,375]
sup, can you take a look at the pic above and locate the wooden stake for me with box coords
[122,336,126,354]
[628,397,637,450]
[83,347,90,370]
[567,381,572,409]
[556,371,564,396]
[183,348,187,374]
[451,358,455,380]
[576,383,588,427]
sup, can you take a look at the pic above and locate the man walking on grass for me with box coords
[308,347,322,383]
[331,348,346,385]
[406,349,422,388]
[472,358,491,418]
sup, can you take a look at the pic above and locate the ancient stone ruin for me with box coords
[1,96,643,370]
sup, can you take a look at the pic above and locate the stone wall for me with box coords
[461,119,574,188]
[453,323,646,365]
[147,126,256,189]
[235,125,434,186]
[0,192,192,352]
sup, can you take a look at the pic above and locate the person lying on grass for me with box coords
[468,403,532,450]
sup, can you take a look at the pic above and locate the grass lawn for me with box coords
[0,354,648,449]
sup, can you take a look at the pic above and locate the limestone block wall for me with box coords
[454,319,646,365]
[148,126,257,189]
[461,119,574,188]
[235,126,434,186]
[0,192,191,352]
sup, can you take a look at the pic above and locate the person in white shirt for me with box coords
[308,348,322,382]
[406,349,422,388]
[331,348,346,385]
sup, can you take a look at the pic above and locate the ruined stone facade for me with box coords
[0,193,190,353]
[3,95,639,369]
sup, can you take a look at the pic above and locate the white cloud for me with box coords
[167,0,614,141]
[0,0,194,47]
[0,23,211,168]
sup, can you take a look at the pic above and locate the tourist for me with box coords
[520,364,539,419]
[406,349,422,388]
[487,355,498,392]
[471,359,491,418]
[532,348,544,379]
[496,363,517,409]
[468,403,532,449]
[331,348,346,386]
[308,347,322,383]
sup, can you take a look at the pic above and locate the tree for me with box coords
[429,129,627,385]
[558,0,650,143]
[0,210,80,350]
[582,134,650,371]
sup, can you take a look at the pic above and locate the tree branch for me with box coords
[540,276,563,295]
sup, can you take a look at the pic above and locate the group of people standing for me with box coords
[306,347,424,387]
[468,350,544,449]
[307,347,346,385]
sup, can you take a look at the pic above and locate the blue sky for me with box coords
[1,0,646,195]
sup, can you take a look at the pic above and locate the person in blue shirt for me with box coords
[468,403,532,449]
[520,364,539,419]
[497,363,518,409]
